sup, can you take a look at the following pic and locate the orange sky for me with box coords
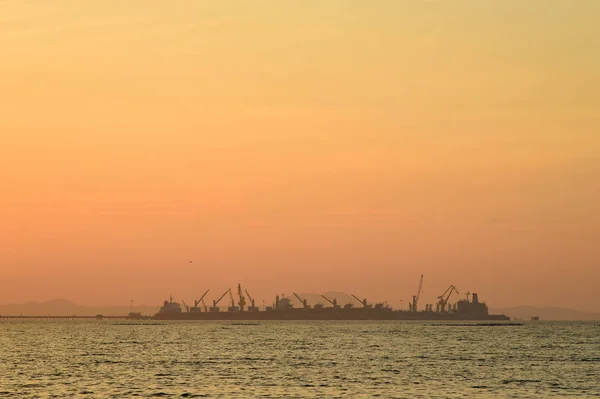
[1,1,599,312]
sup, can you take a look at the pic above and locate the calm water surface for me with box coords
[0,321,598,398]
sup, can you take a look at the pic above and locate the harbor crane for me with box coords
[351,294,372,309]
[245,289,259,311]
[228,288,239,312]
[321,294,340,309]
[293,292,310,309]
[410,274,424,312]
[192,289,210,312]
[436,285,459,313]
[237,284,246,312]
[211,289,230,312]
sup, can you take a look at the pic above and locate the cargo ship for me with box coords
[153,281,510,321]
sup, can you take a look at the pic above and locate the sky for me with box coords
[1,1,599,312]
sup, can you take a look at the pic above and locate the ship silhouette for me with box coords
[154,282,510,321]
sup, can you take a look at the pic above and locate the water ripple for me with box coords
[0,321,598,398]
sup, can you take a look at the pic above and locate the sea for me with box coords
[0,321,598,398]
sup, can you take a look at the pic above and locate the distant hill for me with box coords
[0,299,159,317]
[490,306,600,321]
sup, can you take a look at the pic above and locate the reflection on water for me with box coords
[0,321,598,398]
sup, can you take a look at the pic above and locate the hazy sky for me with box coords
[1,1,599,311]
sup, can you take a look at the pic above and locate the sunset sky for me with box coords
[1,1,599,312]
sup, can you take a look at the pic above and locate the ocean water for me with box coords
[0,321,598,398]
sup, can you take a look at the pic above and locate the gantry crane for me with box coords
[211,289,230,312]
[245,289,259,311]
[192,289,210,312]
[293,292,310,309]
[436,285,459,312]
[410,274,424,312]
[321,294,340,309]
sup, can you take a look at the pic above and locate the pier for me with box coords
[0,315,132,320]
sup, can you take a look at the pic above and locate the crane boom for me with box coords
[245,289,254,305]
[440,286,452,299]
[411,274,424,312]
[436,284,459,312]
[447,285,459,301]
[351,294,370,308]
[293,292,303,305]
[320,294,339,308]
[438,285,459,302]
[194,289,210,308]
[214,289,229,306]
[243,289,259,311]
[416,275,423,303]
[209,289,230,312]
[293,292,309,308]
[321,294,334,306]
